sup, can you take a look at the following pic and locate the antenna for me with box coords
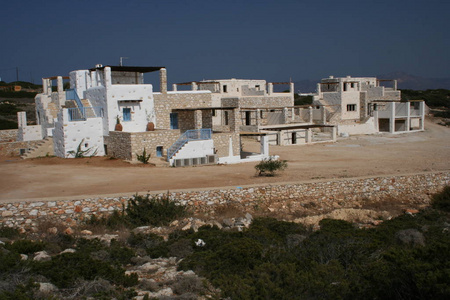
[119,57,129,66]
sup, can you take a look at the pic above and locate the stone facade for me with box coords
[0,171,448,229]
[0,129,18,143]
[0,139,41,157]
[153,92,212,129]
[107,130,181,161]
[212,132,240,158]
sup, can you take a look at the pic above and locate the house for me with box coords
[174,79,337,146]
[17,65,278,165]
[312,76,425,135]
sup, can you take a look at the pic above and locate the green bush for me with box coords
[5,239,46,255]
[125,194,188,227]
[255,157,287,176]
[87,195,188,229]
[431,186,450,212]
[136,148,151,164]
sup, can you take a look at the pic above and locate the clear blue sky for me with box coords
[0,0,449,85]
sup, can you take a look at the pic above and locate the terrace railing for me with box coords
[66,89,84,110]
[167,128,212,161]
[68,106,103,121]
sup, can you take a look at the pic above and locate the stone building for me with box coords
[17,65,275,165]
[313,76,425,135]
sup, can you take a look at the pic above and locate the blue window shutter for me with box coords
[123,108,131,121]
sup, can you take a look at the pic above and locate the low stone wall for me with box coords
[0,140,41,157]
[0,129,18,142]
[0,171,448,229]
[107,130,181,161]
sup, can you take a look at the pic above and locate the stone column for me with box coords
[282,107,289,124]
[406,101,410,132]
[321,106,327,124]
[268,83,273,95]
[393,80,398,90]
[229,108,241,132]
[159,68,167,94]
[260,135,269,156]
[194,110,202,130]
[191,82,198,91]
[309,106,313,123]
[256,109,261,127]
[291,108,295,121]
[420,101,425,131]
[390,102,396,133]
[332,126,337,142]
[172,84,177,91]
[306,128,312,143]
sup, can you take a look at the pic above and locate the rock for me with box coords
[222,218,234,227]
[47,227,58,234]
[245,213,253,221]
[60,248,76,254]
[405,209,420,215]
[396,229,425,247]
[64,227,74,235]
[34,251,51,262]
[38,282,58,293]
[139,278,159,291]
[81,230,93,235]
[1,211,13,217]
[20,254,28,260]
[139,262,160,273]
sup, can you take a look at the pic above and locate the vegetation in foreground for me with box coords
[0,188,449,299]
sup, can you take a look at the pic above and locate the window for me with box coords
[347,104,356,112]
[245,111,251,125]
[170,113,178,129]
[223,85,227,93]
[255,85,260,90]
[224,111,229,125]
[123,108,131,121]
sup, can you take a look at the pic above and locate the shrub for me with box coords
[125,195,188,227]
[136,148,151,164]
[67,139,98,158]
[255,157,287,176]
[431,186,450,212]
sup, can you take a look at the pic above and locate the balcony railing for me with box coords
[68,107,103,121]
[167,128,212,161]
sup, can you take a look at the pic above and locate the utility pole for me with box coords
[119,57,129,66]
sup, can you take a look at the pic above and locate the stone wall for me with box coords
[1,171,448,229]
[0,129,18,142]
[154,92,212,129]
[107,130,181,161]
[212,132,240,158]
[0,140,41,157]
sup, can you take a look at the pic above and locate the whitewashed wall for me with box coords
[53,109,105,158]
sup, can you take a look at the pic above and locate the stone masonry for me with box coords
[0,171,448,230]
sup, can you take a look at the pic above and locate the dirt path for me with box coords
[1,120,449,202]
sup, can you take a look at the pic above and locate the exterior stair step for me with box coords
[21,137,54,159]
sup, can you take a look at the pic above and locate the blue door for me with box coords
[170,113,178,129]
[156,146,163,157]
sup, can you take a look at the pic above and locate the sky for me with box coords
[0,0,449,86]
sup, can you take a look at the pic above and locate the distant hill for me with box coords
[292,72,450,93]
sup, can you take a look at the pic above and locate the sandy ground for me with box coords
[0,120,449,202]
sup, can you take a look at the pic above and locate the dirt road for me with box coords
[1,120,449,202]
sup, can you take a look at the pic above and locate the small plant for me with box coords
[136,148,151,164]
[431,185,450,212]
[67,139,98,158]
[255,157,287,177]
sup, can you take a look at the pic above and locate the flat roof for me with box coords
[261,124,335,131]
[89,66,164,73]
[172,106,237,111]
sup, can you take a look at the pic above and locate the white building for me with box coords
[313,76,425,135]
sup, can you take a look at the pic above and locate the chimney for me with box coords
[159,68,167,94]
